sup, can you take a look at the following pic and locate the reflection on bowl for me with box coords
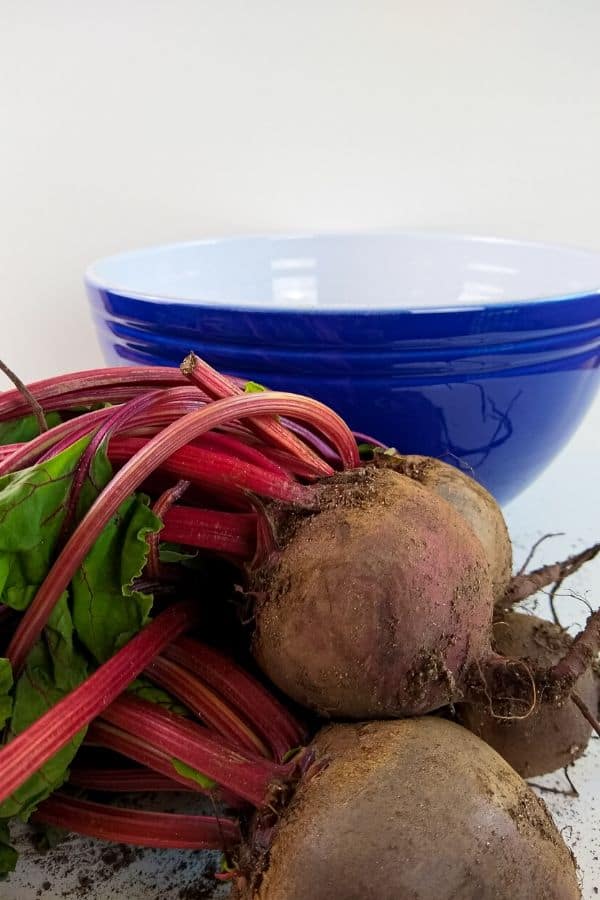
[86,233,600,503]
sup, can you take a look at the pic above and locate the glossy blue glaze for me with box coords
[86,233,600,503]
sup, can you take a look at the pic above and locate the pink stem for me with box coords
[103,695,290,808]
[160,506,256,558]
[86,719,246,808]
[146,655,270,758]
[165,638,306,761]
[68,766,198,793]
[32,793,240,850]
[33,387,210,466]
[352,430,387,448]
[182,353,334,476]
[147,480,191,577]
[60,390,170,541]
[255,446,328,479]
[0,602,200,805]
[11,385,186,416]
[0,366,189,421]
[193,431,292,479]
[280,417,341,463]
[0,407,114,475]
[109,436,309,505]
[7,390,356,675]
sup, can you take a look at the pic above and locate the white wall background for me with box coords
[2,0,600,380]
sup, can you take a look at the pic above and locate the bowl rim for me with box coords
[85,230,600,315]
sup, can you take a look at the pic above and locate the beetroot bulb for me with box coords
[233,718,580,900]
[457,611,599,777]
[371,451,513,602]
[249,466,600,723]
[251,467,492,717]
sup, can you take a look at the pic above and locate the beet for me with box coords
[373,452,512,602]
[235,718,580,900]
[252,467,494,717]
[251,465,600,724]
[458,611,599,777]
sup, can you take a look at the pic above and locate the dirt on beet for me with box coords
[251,467,494,719]
[234,718,580,900]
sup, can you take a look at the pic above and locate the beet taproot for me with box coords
[235,718,580,900]
[252,467,494,717]
[373,452,512,602]
[457,611,599,777]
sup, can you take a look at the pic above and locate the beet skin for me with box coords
[252,468,494,718]
[236,718,580,900]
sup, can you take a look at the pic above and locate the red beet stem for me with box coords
[60,390,171,541]
[32,793,240,850]
[279,417,342,464]
[7,390,356,674]
[0,602,200,806]
[87,720,211,793]
[255,445,330,479]
[182,352,334,477]
[165,638,306,761]
[160,506,256,558]
[103,695,290,808]
[0,386,209,476]
[0,367,188,421]
[147,480,191,577]
[0,408,112,475]
[68,766,198,793]
[146,655,270,758]
[0,444,20,458]
[13,385,185,417]
[193,432,293,480]
[86,719,246,808]
[109,436,309,505]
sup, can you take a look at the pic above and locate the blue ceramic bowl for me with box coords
[86,233,600,503]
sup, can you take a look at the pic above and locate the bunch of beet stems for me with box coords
[0,600,308,853]
[0,355,361,676]
[0,355,357,852]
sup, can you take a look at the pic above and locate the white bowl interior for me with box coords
[86,233,600,311]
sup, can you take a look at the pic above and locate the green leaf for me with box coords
[244,380,267,394]
[0,659,13,730]
[356,442,376,459]
[71,494,161,663]
[0,413,61,446]
[0,439,163,828]
[0,821,17,879]
[171,758,217,791]
[0,596,88,820]
[75,441,113,522]
[128,678,189,717]
[0,436,94,612]
[159,542,198,565]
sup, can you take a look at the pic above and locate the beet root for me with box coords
[235,718,580,900]
[373,452,512,602]
[457,611,599,777]
[251,467,494,718]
